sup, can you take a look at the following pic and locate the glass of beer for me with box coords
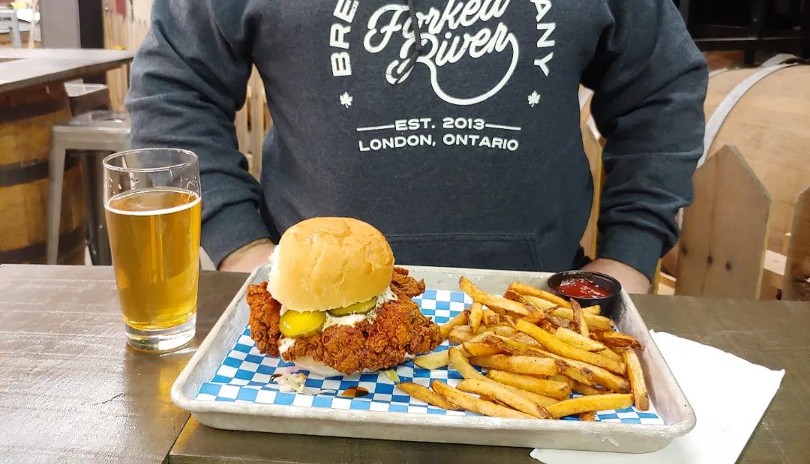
[103,148,202,352]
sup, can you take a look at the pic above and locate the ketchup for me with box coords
[557,277,611,299]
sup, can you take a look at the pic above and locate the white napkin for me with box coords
[531,331,785,464]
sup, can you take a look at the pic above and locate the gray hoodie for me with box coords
[126,0,708,279]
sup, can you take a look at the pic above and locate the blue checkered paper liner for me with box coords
[196,289,664,424]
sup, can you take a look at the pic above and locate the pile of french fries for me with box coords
[396,277,649,420]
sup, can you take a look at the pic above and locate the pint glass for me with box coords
[103,148,201,352]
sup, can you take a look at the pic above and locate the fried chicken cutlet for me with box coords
[247,267,443,375]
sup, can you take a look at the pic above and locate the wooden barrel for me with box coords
[661,62,810,276]
[0,83,87,265]
[702,64,810,254]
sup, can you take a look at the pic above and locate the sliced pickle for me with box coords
[328,297,377,317]
[280,310,326,338]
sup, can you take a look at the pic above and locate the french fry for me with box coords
[397,382,459,410]
[598,348,623,363]
[448,346,486,381]
[508,282,572,309]
[499,314,517,328]
[449,325,474,344]
[582,305,601,315]
[456,379,551,419]
[504,292,554,322]
[523,295,563,311]
[521,311,545,325]
[467,330,495,344]
[463,341,502,357]
[516,320,626,375]
[549,374,575,390]
[545,394,633,419]
[441,311,469,339]
[563,358,630,392]
[579,411,597,421]
[474,324,491,335]
[540,320,559,333]
[498,384,559,407]
[560,366,596,386]
[468,354,559,377]
[487,370,571,400]
[600,331,643,351]
[469,302,483,333]
[482,308,500,325]
[413,350,450,369]
[520,297,572,329]
[535,349,628,392]
[513,332,542,347]
[483,335,599,387]
[555,327,607,352]
[489,334,626,391]
[483,334,548,357]
[555,327,624,363]
[433,275,655,422]
[459,277,529,316]
[492,326,518,338]
[516,294,552,317]
[573,382,604,396]
[539,306,614,331]
[435,275,651,421]
[571,299,589,337]
[431,381,534,419]
[520,293,579,333]
[547,314,573,330]
[503,289,524,303]
[622,348,650,411]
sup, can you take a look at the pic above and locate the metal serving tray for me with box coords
[171,265,695,453]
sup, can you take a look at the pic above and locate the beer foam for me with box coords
[105,188,200,216]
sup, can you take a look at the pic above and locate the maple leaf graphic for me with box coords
[527,91,541,107]
[339,92,353,108]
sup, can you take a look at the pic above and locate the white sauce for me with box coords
[279,286,398,317]
[376,287,398,308]
[278,286,400,350]
[278,336,296,355]
[323,313,368,330]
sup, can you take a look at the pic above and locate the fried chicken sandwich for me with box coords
[246,217,443,376]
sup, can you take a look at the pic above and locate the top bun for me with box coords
[267,217,395,312]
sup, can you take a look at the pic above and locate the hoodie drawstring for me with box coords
[396,0,423,84]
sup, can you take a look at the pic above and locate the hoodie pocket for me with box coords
[386,232,543,272]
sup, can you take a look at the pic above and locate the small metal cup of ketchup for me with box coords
[546,271,622,317]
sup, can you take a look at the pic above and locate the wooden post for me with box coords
[102,0,150,112]
[235,100,249,167]
[675,146,771,299]
[783,186,810,300]
[579,118,602,260]
[247,68,265,180]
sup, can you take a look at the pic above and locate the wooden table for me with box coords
[1,265,808,463]
[0,48,134,94]
[0,265,242,463]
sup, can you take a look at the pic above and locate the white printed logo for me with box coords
[363,1,519,106]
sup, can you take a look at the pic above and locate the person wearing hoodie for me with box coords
[125,0,708,294]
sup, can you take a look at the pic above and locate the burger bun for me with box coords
[267,217,395,312]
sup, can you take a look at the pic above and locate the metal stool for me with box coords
[0,7,22,49]
[46,111,131,265]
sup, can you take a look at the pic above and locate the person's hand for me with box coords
[218,239,276,273]
[581,258,651,294]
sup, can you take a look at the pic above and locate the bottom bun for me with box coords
[288,356,376,377]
